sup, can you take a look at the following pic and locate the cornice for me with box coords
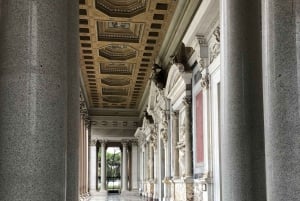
[158,0,202,69]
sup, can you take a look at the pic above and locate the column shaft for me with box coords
[131,143,139,190]
[66,0,80,197]
[0,1,78,200]
[85,126,89,195]
[89,143,97,193]
[220,0,266,200]
[122,142,128,191]
[100,142,106,191]
[262,1,300,200]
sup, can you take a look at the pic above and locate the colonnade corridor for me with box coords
[89,194,146,201]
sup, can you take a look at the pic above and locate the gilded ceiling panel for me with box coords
[79,0,178,109]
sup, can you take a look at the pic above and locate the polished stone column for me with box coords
[171,112,179,178]
[100,141,107,192]
[79,117,84,196]
[262,1,300,201]
[220,0,266,201]
[66,0,80,200]
[85,124,90,196]
[89,140,97,194]
[122,141,128,192]
[183,97,193,177]
[87,124,92,194]
[0,1,78,200]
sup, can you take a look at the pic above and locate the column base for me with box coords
[172,178,194,201]
[89,190,107,196]
[121,190,138,196]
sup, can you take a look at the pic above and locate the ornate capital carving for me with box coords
[89,139,97,146]
[194,35,208,70]
[121,140,128,147]
[209,26,220,64]
[130,140,139,146]
[182,96,192,106]
[148,131,157,150]
[200,73,209,89]
[99,140,107,146]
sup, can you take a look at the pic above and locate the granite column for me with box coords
[0,1,79,200]
[220,0,266,200]
[262,1,300,200]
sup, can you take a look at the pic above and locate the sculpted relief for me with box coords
[209,26,220,63]
[178,118,186,177]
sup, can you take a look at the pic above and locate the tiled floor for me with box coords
[89,193,146,201]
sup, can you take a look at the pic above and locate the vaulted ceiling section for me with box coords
[79,0,178,111]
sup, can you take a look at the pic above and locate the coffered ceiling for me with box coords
[79,0,202,119]
[79,0,178,113]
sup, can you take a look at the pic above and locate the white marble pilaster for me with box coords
[121,141,128,192]
[163,141,171,201]
[89,140,97,194]
[183,96,193,177]
[171,112,179,178]
[131,142,139,190]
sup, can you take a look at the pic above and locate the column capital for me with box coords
[130,140,139,146]
[182,96,192,106]
[171,111,178,119]
[200,73,209,89]
[121,140,128,147]
[89,139,97,146]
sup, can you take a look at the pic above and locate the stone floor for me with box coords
[89,193,146,201]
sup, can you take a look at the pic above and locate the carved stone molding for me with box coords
[194,35,208,70]
[121,140,129,147]
[160,127,168,145]
[171,111,179,119]
[182,96,192,106]
[99,140,107,146]
[209,26,220,64]
[148,130,158,150]
[130,140,139,146]
[200,73,209,89]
